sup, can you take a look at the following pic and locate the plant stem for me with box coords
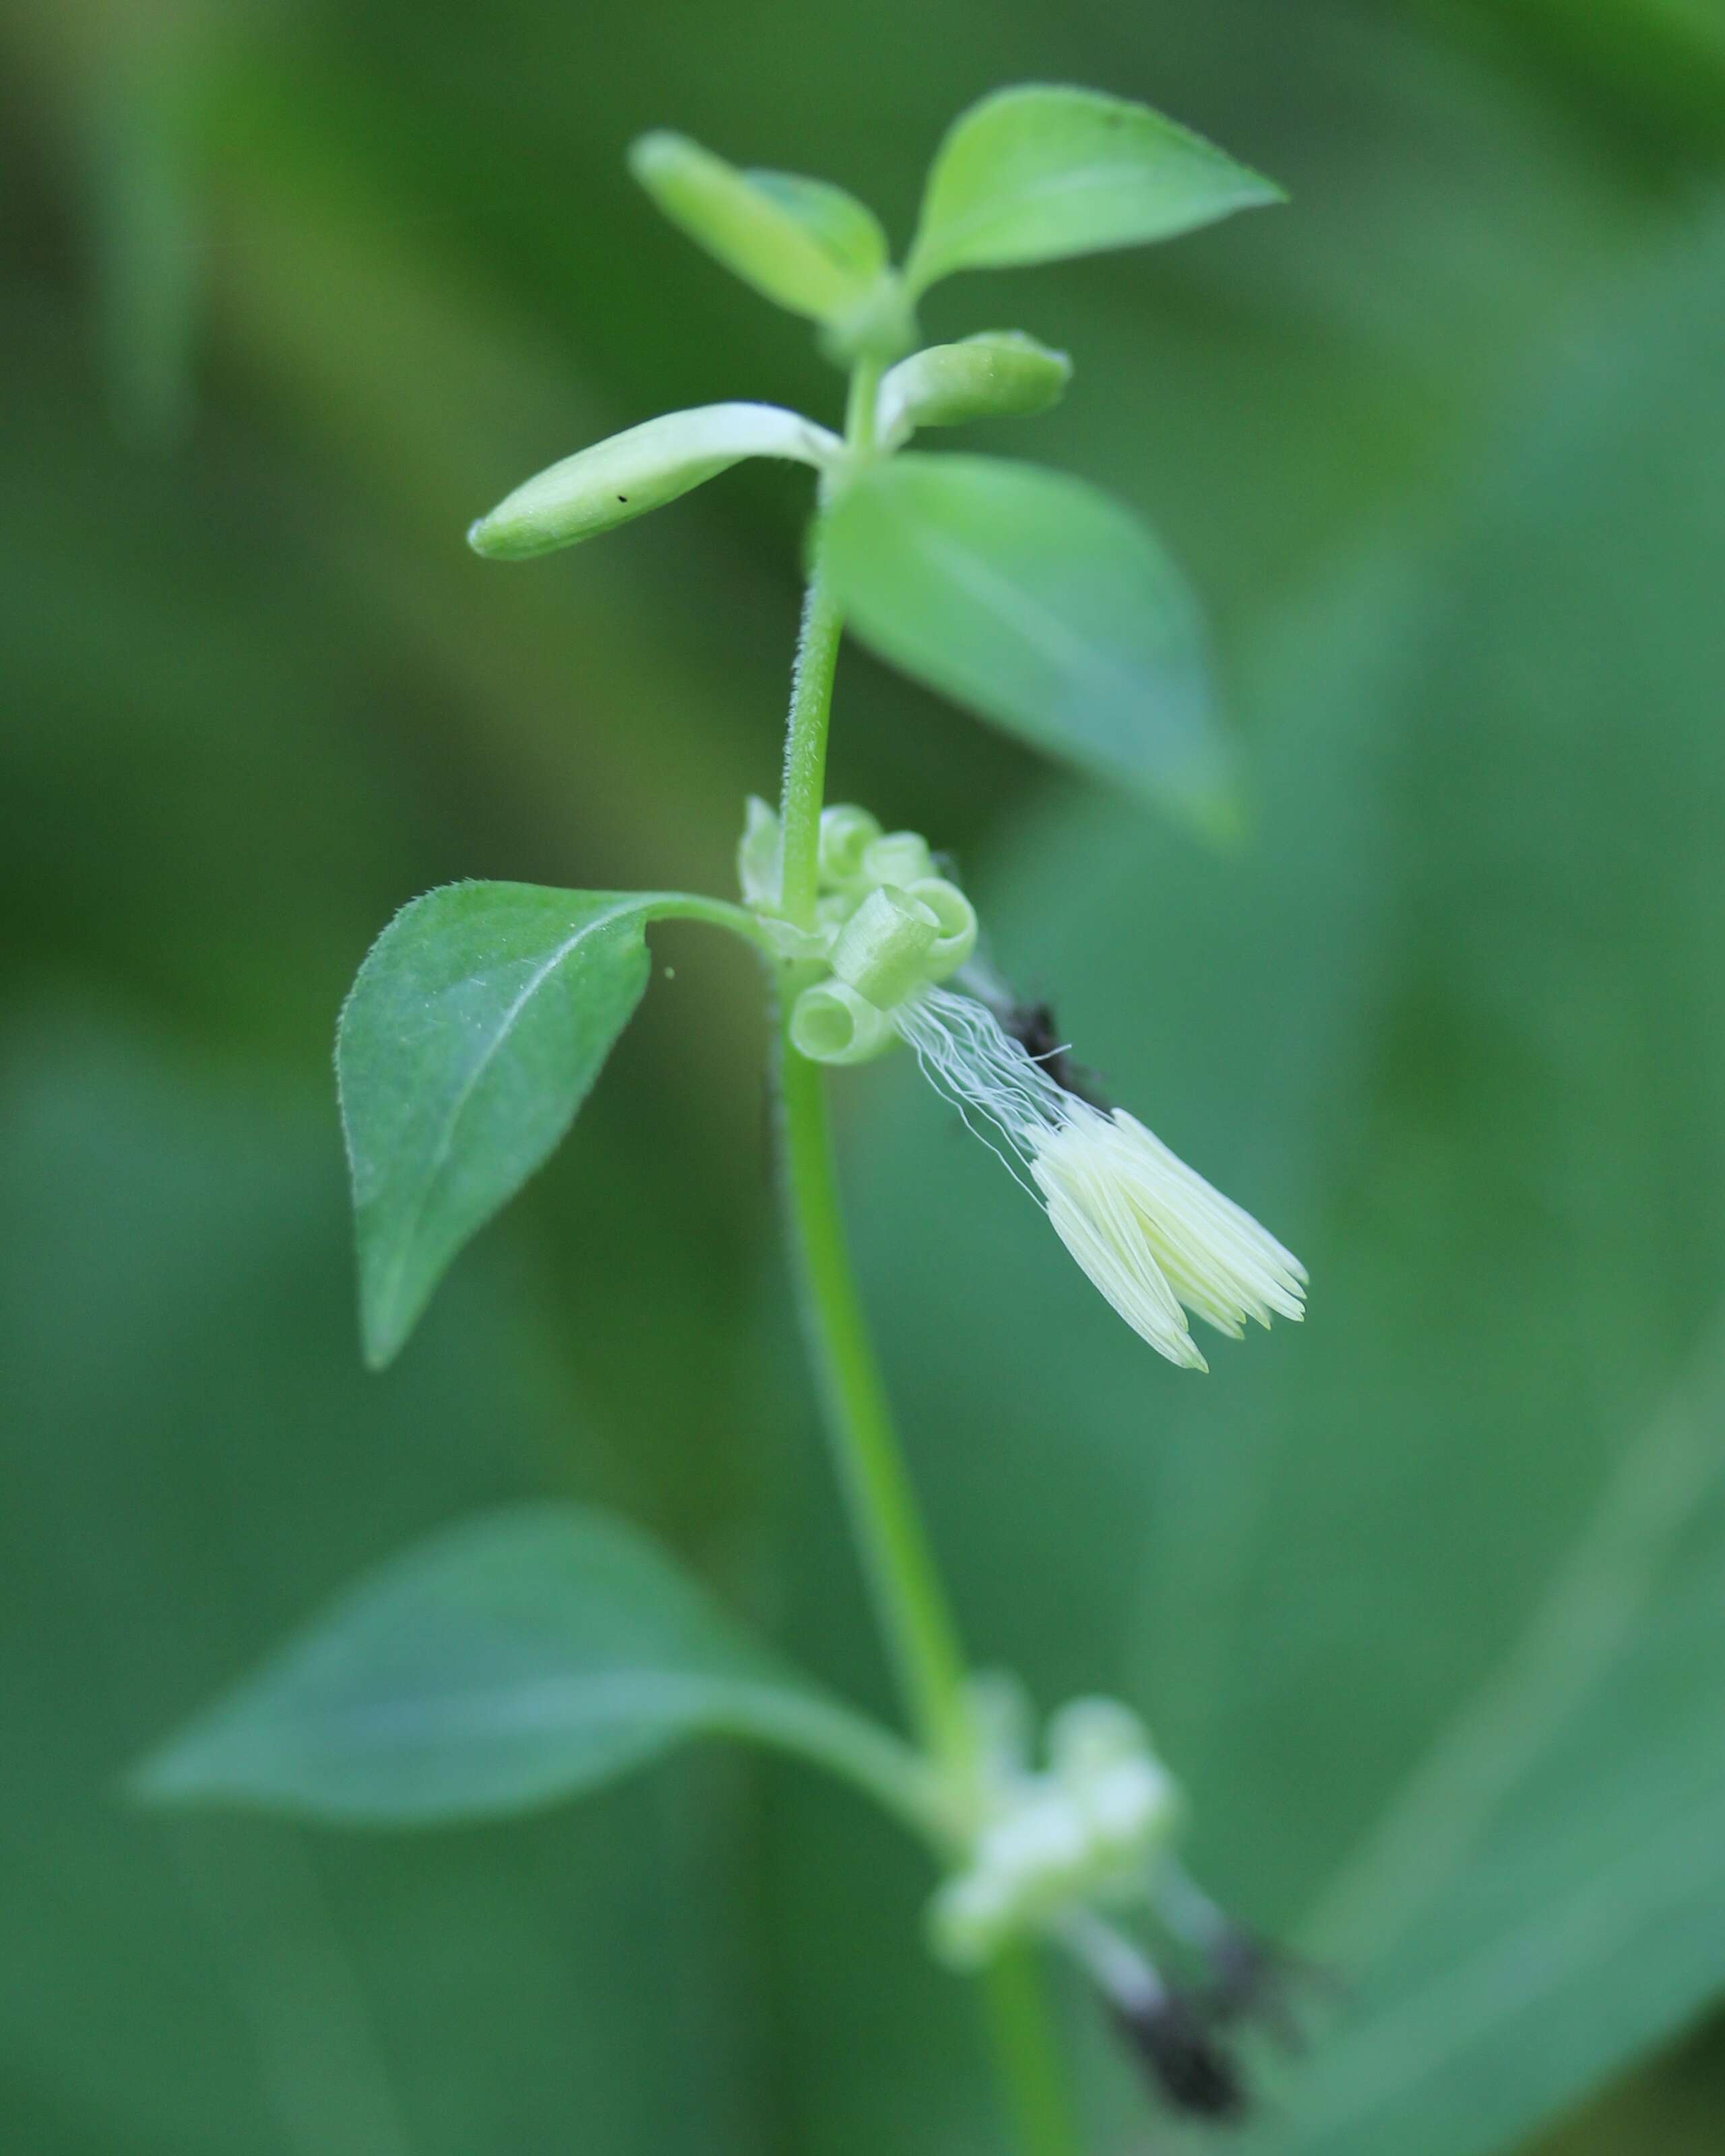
[769,354,1082,2156]
[776,564,845,926]
[774,1038,972,1771]
[776,352,881,929]
[982,1949,1081,2156]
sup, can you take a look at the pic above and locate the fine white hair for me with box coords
[893,987,1305,1369]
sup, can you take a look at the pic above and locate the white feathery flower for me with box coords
[893,986,1305,1371]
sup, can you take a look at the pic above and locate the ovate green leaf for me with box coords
[906,84,1282,292]
[823,453,1224,819]
[135,1505,935,1828]
[339,883,660,1367]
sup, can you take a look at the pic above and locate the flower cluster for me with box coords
[746,802,1307,1369]
[927,1677,1303,2121]
[740,796,980,1060]
[928,1680,1181,1967]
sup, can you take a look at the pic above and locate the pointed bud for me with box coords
[876,331,1071,448]
[468,404,838,561]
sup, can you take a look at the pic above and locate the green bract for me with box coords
[629,131,888,325]
[135,1505,940,1833]
[906,83,1284,292]
[468,402,838,559]
[875,331,1071,449]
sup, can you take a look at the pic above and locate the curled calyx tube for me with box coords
[743,798,1307,1375]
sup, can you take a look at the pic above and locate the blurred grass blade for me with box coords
[135,1504,937,1829]
[1222,206,1725,2156]
[88,54,205,449]
[906,84,1282,293]
[823,453,1226,823]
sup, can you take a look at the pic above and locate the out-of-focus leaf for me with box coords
[1210,205,1725,2156]
[467,402,838,560]
[629,131,883,323]
[0,1019,757,2155]
[745,170,889,285]
[906,84,1282,292]
[823,453,1222,819]
[137,1502,935,1829]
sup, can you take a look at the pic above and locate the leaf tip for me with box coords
[359,1292,411,1372]
[1238,168,1289,212]
[627,129,690,191]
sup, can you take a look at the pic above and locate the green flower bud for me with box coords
[468,404,838,561]
[875,331,1071,449]
[789,980,896,1065]
[829,886,940,1009]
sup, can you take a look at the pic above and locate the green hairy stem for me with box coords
[771,354,1081,2156]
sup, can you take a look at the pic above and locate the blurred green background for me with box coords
[5,0,1725,2151]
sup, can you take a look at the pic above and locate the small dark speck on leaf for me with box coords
[617,494,628,502]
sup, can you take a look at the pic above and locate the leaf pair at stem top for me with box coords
[631,82,1281,340]
[471,83,1281,821]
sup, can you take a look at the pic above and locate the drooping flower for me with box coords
[745,799,1307,1368]
[893,985,1305,1370]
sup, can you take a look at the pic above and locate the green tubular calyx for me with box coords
[740,798,978,1063]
